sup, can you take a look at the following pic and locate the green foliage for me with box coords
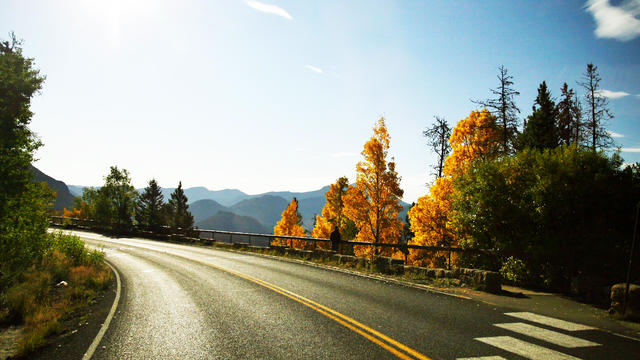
[0,33,51,290]
[102,166,137,228]
[47,231,106,267]
[165,181,194,233]
[556,83,583,146]
[0,33,45,209]
[80,166,137,230]
[136,179,165,231]
[500,256,529,285]
[519,81,558,150]
[48,232,85,266]
[453,145,639,290]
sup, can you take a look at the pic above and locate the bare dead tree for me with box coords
[472,65,520,155]
[577,63,613,151]
[423,116,452,181]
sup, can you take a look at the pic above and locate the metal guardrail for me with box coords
[49,216,493,267]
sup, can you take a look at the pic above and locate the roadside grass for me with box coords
[1,231,112,356]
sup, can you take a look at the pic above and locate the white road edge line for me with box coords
[82,260,121,360]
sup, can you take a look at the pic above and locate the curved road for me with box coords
[66,230,638,359]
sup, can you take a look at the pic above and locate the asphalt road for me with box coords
[67,230,639,360]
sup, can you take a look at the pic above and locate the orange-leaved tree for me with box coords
[312,177,354,249]
[408,109,500,267]
[63,197,90,220]
[343,117,404,258]
[443,109,501,178]
[273,197,307,248]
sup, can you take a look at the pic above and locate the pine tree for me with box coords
[519,81,558,150]
[136,179,165,231]
[472,65,521,154]
[343,117,404,258]
[556,83,583,146]
[423,116,452,181]
[166,181,194,233]
[578,63,613,151]
[274,198,307,248]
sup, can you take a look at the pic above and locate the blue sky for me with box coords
[2,0,639,202]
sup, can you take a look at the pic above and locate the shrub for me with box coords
[500,256,529,285]
[49,232,86,266]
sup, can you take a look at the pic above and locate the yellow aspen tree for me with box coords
[312,177,351,249]
[407,177,455,268]
[343,117,404,258]
[443,109,501,178]
[273,198,307,248]
[409,109,500,267]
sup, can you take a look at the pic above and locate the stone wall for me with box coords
[221,244,502,293]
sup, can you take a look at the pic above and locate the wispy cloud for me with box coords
[305,65,323,74]
[622,147,640,153]
[607,130,625,138]
[595,89,631,99]
[331,152,357,158]
[585,0,640,41]
[245,0,292,20]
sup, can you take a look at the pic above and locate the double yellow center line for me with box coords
[204,261,432,360]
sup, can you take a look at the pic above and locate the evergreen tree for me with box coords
[166,181,194,233]
[519,81,558,150]
[136,179,165,231]
[578,63,613,151]
[556,83,583,146]
[472,65,521,154]
[423,116,452,181]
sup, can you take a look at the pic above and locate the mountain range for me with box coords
[53,172,412,234]
[30,165,74,211]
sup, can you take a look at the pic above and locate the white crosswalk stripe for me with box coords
[475,336,581,360]
[457,312,601,360]
[494,322,601,348]
[504,312,596,331]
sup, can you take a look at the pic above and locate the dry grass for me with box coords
[2,233,113,357]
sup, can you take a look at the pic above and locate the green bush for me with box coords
[500,256,529,285]
[453,145,640,291]
[49,232,86,266]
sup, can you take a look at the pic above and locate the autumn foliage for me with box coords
[408,109,500,267]
[312,177,352,249]
[343,118,404,258]
[273,198,307,248]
